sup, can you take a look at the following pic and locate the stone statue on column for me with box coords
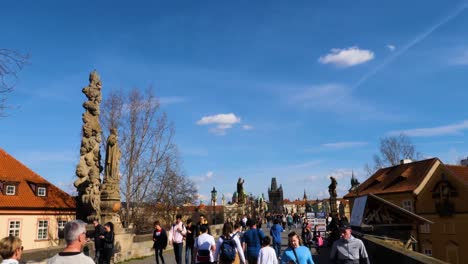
[74,70,103,222]
[329,176,338,217]
[100,127,123,231]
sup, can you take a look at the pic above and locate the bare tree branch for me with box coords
[364,133,422,175]
[100,87,196,232]
[0,49,29,115]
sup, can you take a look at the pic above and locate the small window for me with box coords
[6,185,16,195]
[424,249,432,256]
[38,187,46,196]
[402,199,414,212]
[8,220,21,237]
[420,223,431,234]
[37,220,49,240]
[58,220,67,239]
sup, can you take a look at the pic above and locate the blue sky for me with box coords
[1,0,468,203]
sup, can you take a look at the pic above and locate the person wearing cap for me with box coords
[330,223,369,264]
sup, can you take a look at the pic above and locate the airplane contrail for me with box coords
[353,1,468,90]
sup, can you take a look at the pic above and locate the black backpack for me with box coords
[219,235,237,262]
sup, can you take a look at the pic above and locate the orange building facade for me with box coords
[345,158,468,264]
[0,148,76,250]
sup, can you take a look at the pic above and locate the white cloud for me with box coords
[386,44,396,51]
[242,124,254,130]
[196,113,241,135]
[197,194,209,204]
[388,120,468,137]
[450,50,468,65]
[353,3,468,89]
[329,169,353,180]
[289,84,373,114]
[290,160,323,169]
[322,141,368,149]
[318,46,375,67]
[191,171,215,183]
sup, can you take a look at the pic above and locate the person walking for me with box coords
[195,214,211,237]
[47,220,95,264]
[242,222,265,264]
[257,236,277,264]
[269,218,283,259]
[0,236,23,264]
[92,219,105,264]
[152,221,168,264]
[185,219,196,264]
[330,223,369,264]
[286,214,293,231]
[194,225,216,264]
[214,222,245,264]
[100,222,114,264]
[169,214,187,264]
[280,231,314,264]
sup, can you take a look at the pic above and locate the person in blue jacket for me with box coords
[270,218,284,258]
[281,231,314,264]
[242,221,265,263]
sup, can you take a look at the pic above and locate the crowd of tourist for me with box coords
[0,212,369,264]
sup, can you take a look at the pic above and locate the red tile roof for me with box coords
[344,158,439,198]
[0,148,76,210]
[445,165,468,184]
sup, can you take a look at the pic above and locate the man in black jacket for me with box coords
[93,219,105,264]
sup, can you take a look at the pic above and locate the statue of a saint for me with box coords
[328,176,337,198]
[104,128,121,182]
[237,178,245,203]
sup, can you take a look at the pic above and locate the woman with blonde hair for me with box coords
[280,232,314,264]
[0,236,23,264]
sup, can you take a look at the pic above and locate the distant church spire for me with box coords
[303,189,307,200]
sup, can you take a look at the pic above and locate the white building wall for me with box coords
[0,211,75,250]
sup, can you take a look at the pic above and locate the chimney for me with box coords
[400,159,412,164]
[461,157,468,166]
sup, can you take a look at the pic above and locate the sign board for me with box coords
[350,196,367,227]
[315,212,326,218]
[306,218,327,232]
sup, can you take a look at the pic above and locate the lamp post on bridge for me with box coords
[211,187,217,225]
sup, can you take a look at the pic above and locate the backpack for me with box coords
[219,235,237,262]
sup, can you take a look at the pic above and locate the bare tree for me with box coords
[0,49,29,115]
[365,133,422,175]
[101,87,196,232]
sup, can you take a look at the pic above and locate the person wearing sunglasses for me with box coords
[0,236,23,264]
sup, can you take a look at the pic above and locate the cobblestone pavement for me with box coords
[123,225,332,264]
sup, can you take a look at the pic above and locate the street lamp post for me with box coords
[211,187,217,225]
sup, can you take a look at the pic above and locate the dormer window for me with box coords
[37,187,47,197]
[6,185,16,195]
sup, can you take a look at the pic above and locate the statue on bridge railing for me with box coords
[328,176,337,198]
[237,178,245,204]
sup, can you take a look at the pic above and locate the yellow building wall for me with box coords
[347,163,468,264]
[415,166,468,264]
[0,211,75,250]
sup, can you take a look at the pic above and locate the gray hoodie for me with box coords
[330,235,370,264]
